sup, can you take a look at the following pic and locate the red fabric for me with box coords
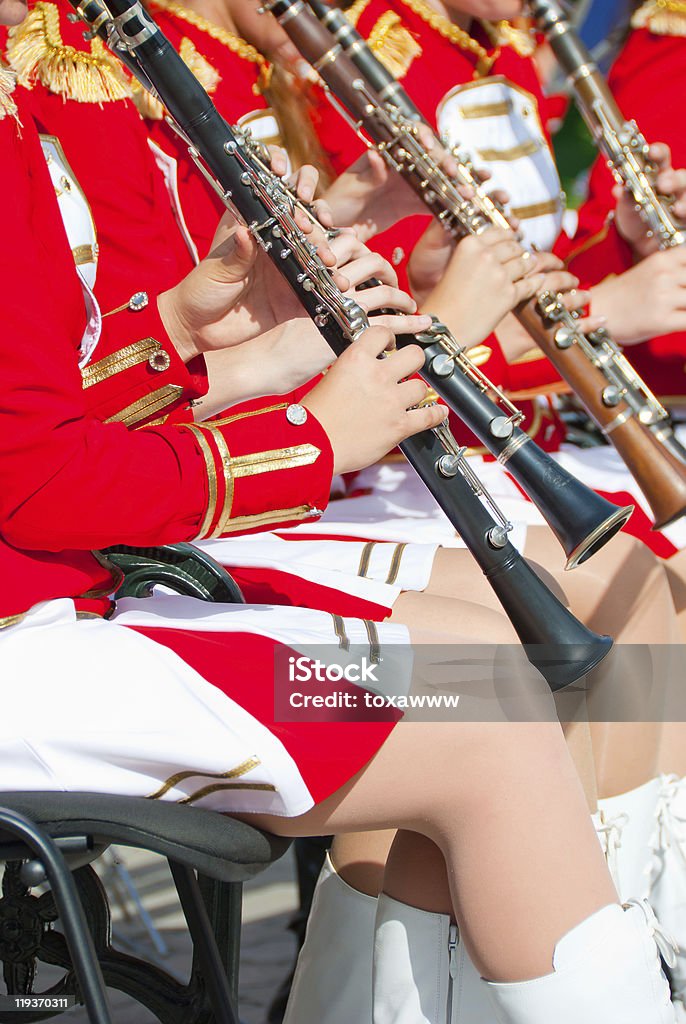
[127,627,398,802]
[569,27,686,398]
[595,490,678,559]
[226,565,392,618]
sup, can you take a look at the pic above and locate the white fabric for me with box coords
[198,533,438,609]
[373,892,452,1024]
[285,852,377,1024]
[649,776,686,1018]
[597,777,662,902]
[485,901,675,1024]
[0,596,410,817]
[237,107,290,173]
[40,136,102,366]
[436,77,564,253]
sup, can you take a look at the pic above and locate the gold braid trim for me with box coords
[149,0,272,93]
[0,62,19,123]
[6,2,132,102]
[632,0,686,35]
[482,19,535,57]
[132,36,221,119]
[367,10,422,78]
[396,0,498,77]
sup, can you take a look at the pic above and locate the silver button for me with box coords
[391,246,405,266]
[286,404,308,426]
[148,350,171,372]
[129,291,149,312]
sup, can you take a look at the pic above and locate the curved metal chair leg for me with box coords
[0,809,113,1024]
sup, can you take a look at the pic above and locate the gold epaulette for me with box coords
[632,0,686,35]
[367,10,422,77]
[482,19,536,57]
[0,63,19,122]
[132,37,220,119]
[6,2,132,103]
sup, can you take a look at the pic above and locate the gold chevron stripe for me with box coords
[386,543,407,585]
[105,385,183,426]
[476,138,540,162]
[230,444,321,478]
[358,541,376,578]
[81,338,160,389]
[147,755,261,800]
[215,505,314,535]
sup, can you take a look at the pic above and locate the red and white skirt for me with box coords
[0,595,411,817]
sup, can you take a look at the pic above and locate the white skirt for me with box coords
[0,596,411,817]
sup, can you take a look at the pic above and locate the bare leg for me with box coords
[242,719,616,982]
[657,550,686,775]
[425,528,677,798]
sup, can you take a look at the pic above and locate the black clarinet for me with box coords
[67,0,614,688]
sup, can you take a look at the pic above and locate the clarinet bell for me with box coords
[487,553,614,690]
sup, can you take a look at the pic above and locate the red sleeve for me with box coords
[0,109,334,554]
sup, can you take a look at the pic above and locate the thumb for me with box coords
[209,225,258,284]
[367,150,391,187]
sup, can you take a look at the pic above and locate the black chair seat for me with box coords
[0,793,290,883]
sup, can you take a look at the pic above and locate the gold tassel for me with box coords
[179,37,221,94]
[368,11,422,78]
[482,19,536,56]
[632,0,686,35]
[0,62,20,122]
[6,2,132,102]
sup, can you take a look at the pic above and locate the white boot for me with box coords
[597,777,663,900]
[283,851,376,1024]
[485,900,676,1024]
[373,895,675,1024]
[373,892,453,1024]
[648,775,686,1021]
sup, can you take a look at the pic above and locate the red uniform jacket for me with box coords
[570,24,686,399]
[0,89,333,621]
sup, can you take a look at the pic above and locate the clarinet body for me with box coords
[530,0,685,253]
[531,0,686,463]
[275,0,686,528]
[68,0,613,688]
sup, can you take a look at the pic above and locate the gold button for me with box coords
[60,176,72,192]
[148,350,172,372]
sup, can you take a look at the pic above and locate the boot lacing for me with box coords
[648,776,686,1007]
[595,809,629,890]
[625,898,678,1011]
